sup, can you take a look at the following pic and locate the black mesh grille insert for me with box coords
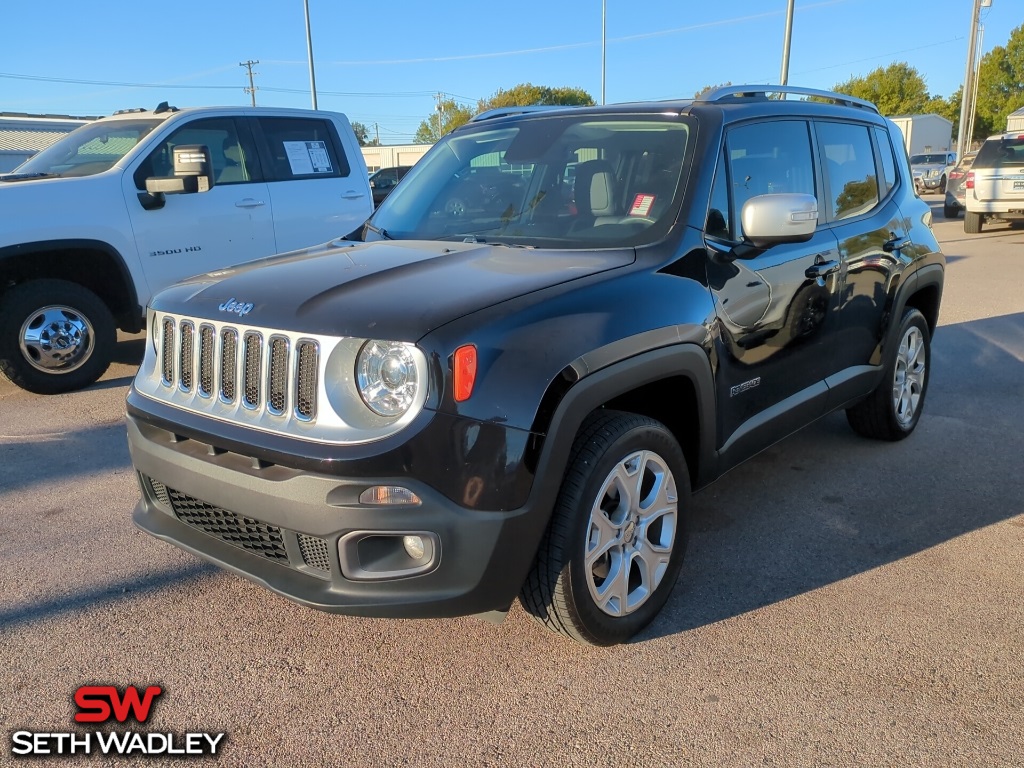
[179,322,194,392]
[268,337,288,414]
[243,333,261,408]
[153,479,288,562]
[161,318,174,384]
[220,329,237,402]
[296,341,318,419]
[297,533,331,572]
[198,325,215,396]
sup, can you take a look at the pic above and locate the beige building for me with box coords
[361,143,431,173]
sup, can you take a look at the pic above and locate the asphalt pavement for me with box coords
[1,200,1021,767]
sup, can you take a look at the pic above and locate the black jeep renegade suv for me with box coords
[127,86,944,646]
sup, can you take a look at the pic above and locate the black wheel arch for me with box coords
[0,239,142,332]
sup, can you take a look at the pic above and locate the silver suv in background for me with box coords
[964,132,1024,233]
[911,151,956,194]
[942,151,977,218]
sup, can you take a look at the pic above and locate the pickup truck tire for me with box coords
[964,211,983,234]
[520,410,689,646]
[846,308,930,441]
[0,279,116,395]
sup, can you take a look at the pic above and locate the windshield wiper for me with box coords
[364,222,393,240]
[0,172,61,182]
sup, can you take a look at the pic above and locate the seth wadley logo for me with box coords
[10,685,226,757]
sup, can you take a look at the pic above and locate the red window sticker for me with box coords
[629,194,655,216]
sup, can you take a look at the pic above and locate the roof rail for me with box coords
[698,85,880,115]
[470,105,570,123]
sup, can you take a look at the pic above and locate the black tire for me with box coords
[939,174,947,194]
[942,203,959,219]
[520,410,690,645]
[964,211,983,234]
[0,279,115,394]
[846,308,930,441]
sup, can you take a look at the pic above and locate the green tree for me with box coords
[974,23,1024,143]
[414,98,474,144]
[351,121,370,147]
[926,87,962,137]
[413,84,595,144]
[833,63,931,115]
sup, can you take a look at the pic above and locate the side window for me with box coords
[256,117,350,181]
[873,126,898,194]
[134,117,257,190]
[706,148,731,239]
[818,122,880,221]
[725,120,815,240]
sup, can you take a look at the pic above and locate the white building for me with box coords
[1007,107,1024,132]
[0,113,97,172]
[361,143,431,173]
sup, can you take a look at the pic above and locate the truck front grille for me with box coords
[155,317,319,424]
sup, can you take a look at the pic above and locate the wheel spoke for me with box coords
[585,511,621,567]
[593,548,629,616]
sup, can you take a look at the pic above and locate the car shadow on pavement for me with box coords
[641,311,1024,642]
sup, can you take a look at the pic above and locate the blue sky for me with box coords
[1,0,1018,142]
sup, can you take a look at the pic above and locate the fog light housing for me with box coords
[338,531,439,581]
[402,535,425,560]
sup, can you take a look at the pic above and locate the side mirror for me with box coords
[145,144,215,195]
[740,193,818,249]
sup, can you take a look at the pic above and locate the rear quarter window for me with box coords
[256,117,351,181]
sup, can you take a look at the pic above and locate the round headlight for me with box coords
[356,340,419,417]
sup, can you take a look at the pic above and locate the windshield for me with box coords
[910,154,949,165]
[11,118,163,178]
[974,136,1024,168]
[369,114,693,249]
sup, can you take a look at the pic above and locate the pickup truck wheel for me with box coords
[964,211,983,233]
[0,280,115,394]
[846,308,930,441]
[520,411,689,645]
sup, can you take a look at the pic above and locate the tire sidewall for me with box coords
[884,309,930,437]
[562,420,690,645]
[0,280,116,394]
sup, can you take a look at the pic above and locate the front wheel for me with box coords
[846,308,930,441]
[0,280,115,394]
[520,411,689,645]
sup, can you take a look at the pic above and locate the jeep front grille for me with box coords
[156,317,319,424]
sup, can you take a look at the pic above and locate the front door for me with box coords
[123,116,276,299]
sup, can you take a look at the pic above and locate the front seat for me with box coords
[217,138,248,183]
[573,159,619,227]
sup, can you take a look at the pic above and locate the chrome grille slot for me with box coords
[179,322,195,393]
[220,329,238,403]
[161,318,174,385]
[295,341,318,420]
[268,336,289,415]
[198,325,215,397]
[243,332,262,409]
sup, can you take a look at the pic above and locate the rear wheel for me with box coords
[846,308,930,441]
[0,280,115,394]
[942,202,959,219]
[964,211,983,234]
[520,411,689,645]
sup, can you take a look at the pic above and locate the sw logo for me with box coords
[9,684,226,757]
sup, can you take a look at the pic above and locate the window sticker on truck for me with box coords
[284,141,333,175]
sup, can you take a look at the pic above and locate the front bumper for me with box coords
[127,404,550,619]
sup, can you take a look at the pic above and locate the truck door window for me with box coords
[255,117,350,181]
[133,117,257,189]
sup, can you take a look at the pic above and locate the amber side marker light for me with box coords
[453,344,477,402]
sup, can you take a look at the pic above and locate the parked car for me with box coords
[0,103,372,394]
[942,151,978,218]
[910,151,957,194]
[369,165,412,206]
[127,86,944,646]
[963,132,1024,233]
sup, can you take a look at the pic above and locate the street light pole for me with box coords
[779,0,795,86]
[601,0,607,105]
[304,0,318,110]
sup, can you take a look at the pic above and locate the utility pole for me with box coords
[601,0,607,105]
[436,93,444,142]
[957,0,987,154]
[374,123,380,146]
[239,60,259,106]
[779,0,795,86]
[304,0,318,109]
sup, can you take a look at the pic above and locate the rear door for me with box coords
[252,115,372,251]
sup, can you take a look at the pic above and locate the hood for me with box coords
[151,239,635,339]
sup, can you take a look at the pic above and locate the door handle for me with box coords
[883,235,910,253]
[235,199,266,208]
[341,191,366,200]
[805,259,839,279]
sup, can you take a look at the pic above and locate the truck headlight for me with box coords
[928,169,940,178]
[356,340,419,416]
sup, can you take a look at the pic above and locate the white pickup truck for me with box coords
[0,103,372,393]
